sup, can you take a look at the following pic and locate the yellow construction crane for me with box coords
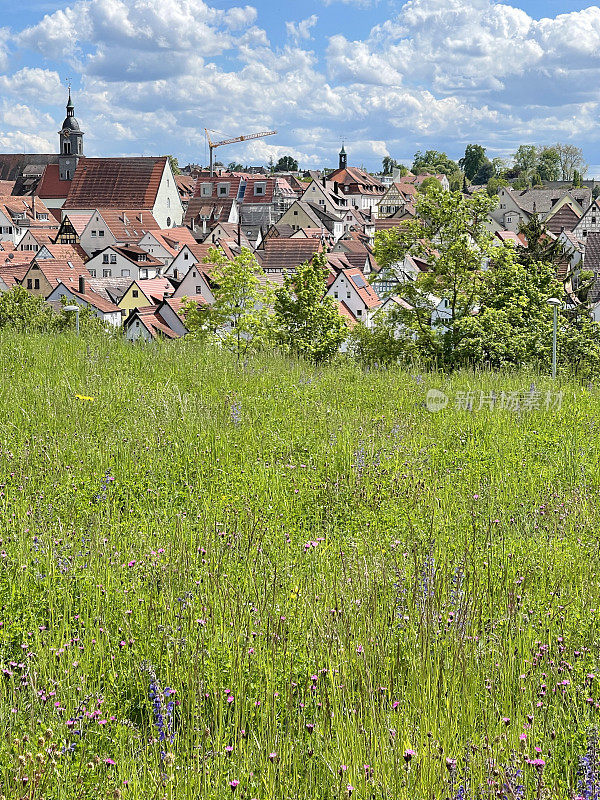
[205,128,277,176]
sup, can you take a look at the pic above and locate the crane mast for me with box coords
[205,128,277,176]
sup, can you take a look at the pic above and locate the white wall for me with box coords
[153,163,184,228]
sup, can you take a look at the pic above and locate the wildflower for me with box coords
[269,752,277,762]
[229,780,240,791]
[347,786,354,796]
[305,723,315,733]
[75,394,94,402]
[446,757,457,771]
[404,749,416,763]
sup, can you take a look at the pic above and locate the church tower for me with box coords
[58,89,84,181]
[339,144,347,170]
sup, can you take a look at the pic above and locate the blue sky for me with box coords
[1,0,600,174]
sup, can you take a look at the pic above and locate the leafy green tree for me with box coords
[275,155,299,172]
[473,160,495,185]
[555,143,587,181]
[418,176,443,193]
[227,162,244,172]
[487,176,509,197]
[382,156,409,177]
[0,285,55,331]
[517,214,568,270]
[374,186,497,368]
[348,315,407,367]
[181,248,274,360]
[167,155,182,175]
[273,253,347,363]
[537,147,561,182]
[412,150,458,176]
[459,144,487,181]
[513,145,538,177]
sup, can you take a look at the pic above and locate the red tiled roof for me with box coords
[128,306,179,339]
[256,238,324,272]
[342,268,381,309]
[338,300,357,327]
[95,208,161,243]
[36,164,71,199]
[26,258,92,290]
[62,212,94,235]
[64,157,168,210]
[49,282,123,314]
[39,242,87,266]
[0,263,29,286]
[137,277,174,302]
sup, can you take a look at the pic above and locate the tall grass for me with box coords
[0,332,598,799]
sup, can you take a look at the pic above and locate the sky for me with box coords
[1,0,600,173]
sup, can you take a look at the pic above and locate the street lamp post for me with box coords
[64,304,80,335]
[546,298,561,379]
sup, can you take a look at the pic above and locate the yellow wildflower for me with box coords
[75,394,95,402]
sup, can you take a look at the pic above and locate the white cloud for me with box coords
[4,0,600,170]
[286,15,318,42]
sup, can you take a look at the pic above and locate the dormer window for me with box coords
[254,183,266,196]
[218,183,229,197]
[201,183,212,197]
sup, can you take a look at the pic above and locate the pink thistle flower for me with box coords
[229,780,240,791]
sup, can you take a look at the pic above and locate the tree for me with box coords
[275,155,299,172]
[167,155,182,176]
[412,150,458,176]
[487,176,509,197]
[459,144,487,181]
[512,145,538,178]
[418,176,443,193]
[0,286,55,332]
[537,147,561,182]
[517,214,568,270]
[555,143,587,182]
[374,186,497,368]
[473,160,495,185]
[181,248,274,360]
[227,162,244,172]
[273,253,347,363]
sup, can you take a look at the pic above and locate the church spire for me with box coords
[59,87,84,181]
[339,143,347,170]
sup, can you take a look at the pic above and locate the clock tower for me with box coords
[58,88,84,181]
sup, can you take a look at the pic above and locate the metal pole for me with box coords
[75,307,80,335]
[552,303,557,379]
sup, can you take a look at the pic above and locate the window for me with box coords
[27,278,32,289]
[500,203,506,209]
[356,309,362,316]
[36,213,48,221]
[583,230,588,236]
[102,254,109,264]
[192,271,197,277]
[346,291,351,299]
[254,183,266,196]
[132,290,139,298]
[184,251,189,260]
[99,230,104,237]
[334,291,338,298]
[201,183,212,197]
[110,254,117,264]
[78,140,82,154]
[166,217,172,227]
[91,230,97,237]
[89,269,96,277]
[196,285,202,294]
[167,197,171,209]
[121,269,130,277]
[103,269,111,277]
[218,183,229,197]
[34,279,39,289]
[593,217,597,224]
[140,269,148,279]
[293,210,298,216]
[63,142,71,154]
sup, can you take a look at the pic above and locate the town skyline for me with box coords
[2,0,600,174]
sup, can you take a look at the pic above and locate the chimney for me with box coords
[334,181,340,195]
[78,275,86,294]
[32,194,35,221]
[322,176,326,188]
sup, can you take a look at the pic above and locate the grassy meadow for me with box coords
[0,333,599,799]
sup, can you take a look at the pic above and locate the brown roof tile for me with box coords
[64,157,167,210]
